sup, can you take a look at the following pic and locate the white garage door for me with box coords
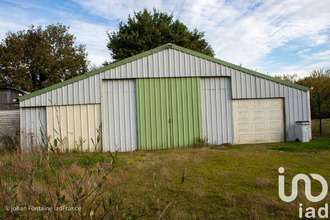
[233,99,284,144]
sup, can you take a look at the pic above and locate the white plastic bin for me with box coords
[295,121,310,142]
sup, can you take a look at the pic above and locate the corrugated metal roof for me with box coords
[19,43,309,103]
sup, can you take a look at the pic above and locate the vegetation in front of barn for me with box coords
[0,119,329,219]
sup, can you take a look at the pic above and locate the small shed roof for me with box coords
[0,87,29,94]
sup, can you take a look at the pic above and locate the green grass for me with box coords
[268,136,330,152]
[0,119,329,219]
[312,118,330,137]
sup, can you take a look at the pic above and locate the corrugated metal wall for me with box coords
[20,107,47,150]
[102,80,137,152]
[200,78,233,144]
[46,104,101,152]
[21,48,310,142]
[0,110,20,137]
[136,78,203,150]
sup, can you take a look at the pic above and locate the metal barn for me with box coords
[0,88,27,140]
[19,44,311,152]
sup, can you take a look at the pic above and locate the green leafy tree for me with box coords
[107,9,214,62]
[275,70,329,118]
[0,23,88,92]
[274,73,299,83]
[296,69,330,119]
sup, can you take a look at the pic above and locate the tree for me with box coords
[0,23,88,92]
[107,9,214,61]
[275,70,330,119]
[296,69,330,119]
[274,73,299,83]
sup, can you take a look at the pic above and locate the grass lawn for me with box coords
[0,119,329,219]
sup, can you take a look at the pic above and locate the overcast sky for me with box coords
[1,0,329,77]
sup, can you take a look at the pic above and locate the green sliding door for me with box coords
[136,78,202,150]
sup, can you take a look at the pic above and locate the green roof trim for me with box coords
[20,43,308,102]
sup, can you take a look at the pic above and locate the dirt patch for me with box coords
[212,143,234,149]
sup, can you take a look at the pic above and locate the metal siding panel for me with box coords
[261,78,267,98]
[130,60,136,78]
[80,105,89,151]
[250,75,257,98]
[184,53,191,76]
[121,63,126,78]
[143,56,149,77]
[83,78,90,104]
[61,106,68,149]
[35,95,41,106]
[159,50,166,77]
[62,85,68,105]
[51,89,57,105]
[293,89,298,122]
[222,65,227,76]
[102,80,137,152]
[287,87,294,141]
[210,61,216,76]
[235,70,240,98]
[302,91,307,120]
[201,78,233,144]
[279,84,284,97]
[190,55,196,76]
[56,88,62,105]
[118,63,123,78]
[40,94,46,106]
[200,57,206,76]
[20,107,47,150]
[46,104,101,151]
[246,74,251,98]
[95,74,101,103]
[180,52,186,77]
[237,70,243,98]
[269,82,274,97]
[89,76,95,103]
[297,90,302,121]
[213,63,219,76]
[200,78,233,144]
[273,82,279,97]
[149,53,156,77]
[73,82,78,105]
[242,72,247,98]
[30,97,36,106]
[157,51,163,77]
[67,84,73,105]
[104,69,109,79]
[78,80,84,104]
[172,49,179,77]
[265,80,270,97]
[255,77,261,98]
